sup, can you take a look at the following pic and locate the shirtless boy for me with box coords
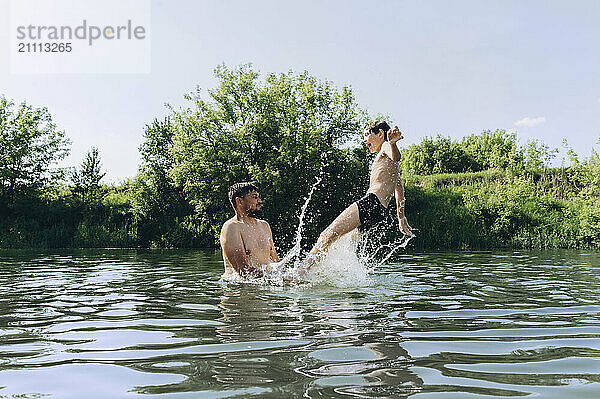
[220,183,280,278]
[307,121,412,265]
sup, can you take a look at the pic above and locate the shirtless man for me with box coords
[307,121,412,265]
[220,182,280,278]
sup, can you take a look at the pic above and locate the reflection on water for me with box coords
[1,249,599,398]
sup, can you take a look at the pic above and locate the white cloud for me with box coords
[514,116,546,127]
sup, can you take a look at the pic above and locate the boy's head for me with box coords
[364,121,391,141]
[363,121,391,153]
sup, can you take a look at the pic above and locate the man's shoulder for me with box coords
[221,218,241,233]
[256,218,271,228]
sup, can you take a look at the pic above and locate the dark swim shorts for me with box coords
[356,193,386,232]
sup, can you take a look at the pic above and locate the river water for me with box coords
[1,249,599,398]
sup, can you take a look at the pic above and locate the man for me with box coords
[307,121,412,266]
[220,182,280,278]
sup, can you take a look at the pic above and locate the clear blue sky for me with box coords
[2,0,599,182]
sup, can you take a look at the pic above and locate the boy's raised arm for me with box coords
[385,126,403,162]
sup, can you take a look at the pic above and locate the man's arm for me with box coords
[220,223,262,277]
[265,222,280,262]
[395,176,413,236]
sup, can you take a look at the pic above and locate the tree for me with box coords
[400,135,479,175]
[128,118,197,247]
[461,129,523,171]
[71,147,106,201]
[165,64,368,248]
[523,139,558,171]
[400,129,527,176]
[0,96,70,195]
[139,117,176,185]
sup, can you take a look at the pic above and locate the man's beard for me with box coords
[247,208,263,218]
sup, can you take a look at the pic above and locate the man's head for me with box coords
[363,121,391,153]
[228,182,262,217]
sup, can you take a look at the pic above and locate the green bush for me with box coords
[1,71,599,251]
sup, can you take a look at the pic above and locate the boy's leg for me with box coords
[307,203,361,267]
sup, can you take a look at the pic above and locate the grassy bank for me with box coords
[2,168,599,250]
[403,169,600,249]
[2,67,599,251]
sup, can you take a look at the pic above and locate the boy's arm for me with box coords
[220,223,262,277]
[384,127,403,162]
[383,141,401,162]
[395,176,413,236]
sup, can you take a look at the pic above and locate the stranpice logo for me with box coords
[10,0,151,74]
[15,20,147,46]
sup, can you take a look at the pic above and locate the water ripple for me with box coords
[0,249,599,398]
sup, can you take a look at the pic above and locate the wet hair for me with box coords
[228,182,259,208]
[364,121,391,141]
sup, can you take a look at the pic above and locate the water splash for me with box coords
[261,227,414,288]
[256,171,325,286]
[224,167,414,287]
[377,234,414,265]
[275,170,324,268]
[302,233,373,287]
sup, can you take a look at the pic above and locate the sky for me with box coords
[1,0,599,183]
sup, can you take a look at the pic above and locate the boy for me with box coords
[307,121,412,266]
